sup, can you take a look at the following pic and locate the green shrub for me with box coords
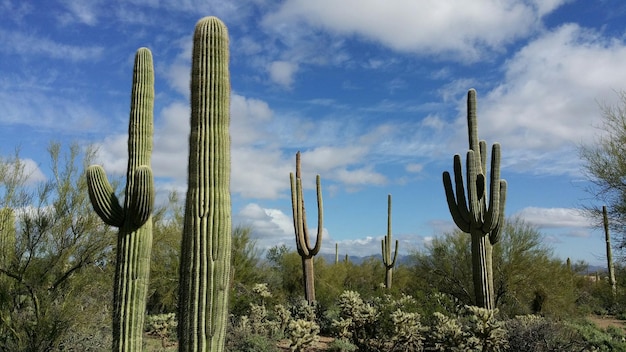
[327,338,358,352]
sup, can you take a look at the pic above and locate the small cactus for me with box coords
[86,47,155,351]
[603,205,616,295]
[290,151,323,304]
[381,194,398,289]
[0,207,15,269]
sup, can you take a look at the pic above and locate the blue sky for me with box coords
[1,0,626,266]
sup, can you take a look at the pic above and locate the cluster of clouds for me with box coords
[1,0,623,258]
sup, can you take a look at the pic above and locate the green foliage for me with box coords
[327,338,358,352]
[0,143,114,351]
[413,217,579,318]
[178,16,232,352]
[579,90,626,250]
[332,290,426,351]
[147,192,182,314]
[227,284,322,352]
[567,319,626,351]
[145,313,177,344]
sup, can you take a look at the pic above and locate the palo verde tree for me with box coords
[0,143,115,351]
[86,47,155,351]
[442,89,507,309]
[290,151,324,305]
[580,90,626,252]
[178,16,232,352]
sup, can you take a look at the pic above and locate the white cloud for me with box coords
[514,207,591,229]
[0,30,103,61]
[0,90,105,133]
[19,159,46,185]
[405,163,424,173]
[237,203,293,238]
[268,61,299,88]
[58,0,101,26]
[263,0,569,60]
[443,24,626,175]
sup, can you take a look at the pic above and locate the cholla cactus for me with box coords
[275,304,292,334]
[464,306,508,352]
[336,291,378,326]
[287,319,320,352]
[144,313,177,341]
[391,309,424,351]
[429,312,466,352]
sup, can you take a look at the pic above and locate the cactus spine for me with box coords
[381,194,398,289]
[603,205,616,296]
[86,47,155,351]
[442,89,507,309]
[290,151,323,305]
[178,17,232,352]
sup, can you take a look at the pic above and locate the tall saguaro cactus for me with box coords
[603,205,617,296]
[178,16,232,352]
[442,89,507,309]
[290,151,323,305]
[381,194,398,289]
[86,47,155,351]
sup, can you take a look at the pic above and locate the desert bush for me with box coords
[145,313,177,341]
[332,290,426,351]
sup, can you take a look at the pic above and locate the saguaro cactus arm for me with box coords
[129,165,154,226]
[290,151,323,258]
[381,194,398,269]
[86,165,125,227]
[489,180,507,244]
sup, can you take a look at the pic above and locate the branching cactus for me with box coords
[86,47,155,351]
[290,151,323,305]
[381,194,398,289]
[442,89,507,309]
[178,16,232,352]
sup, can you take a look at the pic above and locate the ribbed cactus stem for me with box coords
[442,89,507,309]
[603,205,616,296]
[86,47,155,351]
[178,16,232,352]
[290,151,323,305]
[381,194,398,289]
[0,207,15,269]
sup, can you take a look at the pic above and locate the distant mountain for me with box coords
[317,253,412,265]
